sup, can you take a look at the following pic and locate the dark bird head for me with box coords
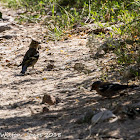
[29,39,41,49]
[90,81,102,91]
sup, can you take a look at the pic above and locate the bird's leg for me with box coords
[32,66,38,73]
[28,66,36,72]
[21,65,27,75]
[32,66,35,70]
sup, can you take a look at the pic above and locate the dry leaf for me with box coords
[60,50,64,53]
[68,34,72,37]
[43,77,47,80]
[75,99,79,103]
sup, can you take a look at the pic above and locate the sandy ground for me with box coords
[0,3,140,140]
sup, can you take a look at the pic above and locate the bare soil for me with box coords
[0,3,140,140]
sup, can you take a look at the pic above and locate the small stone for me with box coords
[0,23,11,33]
[42,107,49,113]
[46,63,55,71]
[74,63,85,72]
[42,94,56,105]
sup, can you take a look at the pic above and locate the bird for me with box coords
[18,39,41,75]
[90,81,138,98]
[0,12,2,19]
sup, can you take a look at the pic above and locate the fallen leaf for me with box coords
[60,50,64,53]
[75,99,79,103]
[43,78,47,80]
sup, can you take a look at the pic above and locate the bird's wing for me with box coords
[21,48,39,65]
[99,83,120,92]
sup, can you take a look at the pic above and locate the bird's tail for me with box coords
[21,65,27,74]
[128,85,138,89]
[114,84,138,90]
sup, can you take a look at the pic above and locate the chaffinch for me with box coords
[18,39,41,75]
[90,81,138,98]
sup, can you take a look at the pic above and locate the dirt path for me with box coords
[0,3,140,140]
